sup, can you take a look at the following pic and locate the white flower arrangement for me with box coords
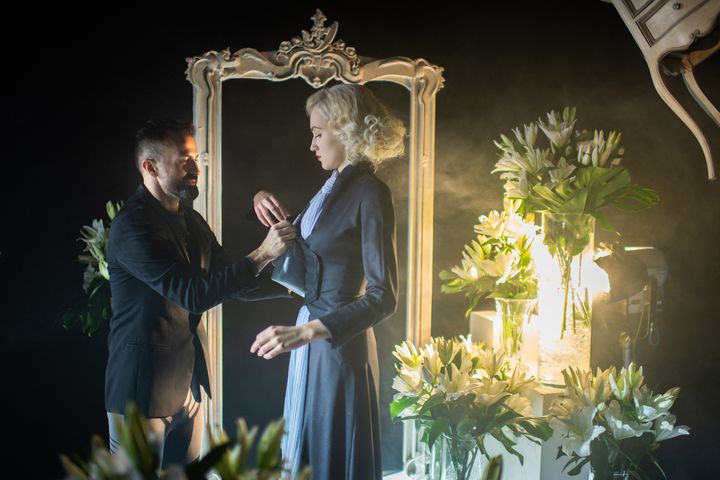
[440,202,539,316]
[390,336,551,479]
[549,363,689,479]
[60,200,122,336]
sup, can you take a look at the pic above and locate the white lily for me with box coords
[576,142,593,166]
[492,150,528,177]
[506,393,533,416]
[422,343,443,382]
[512,122,538,150]
[433,336,463,366]
[604,399,651,440]
[98,259,110,280]
[526,147,554,175]
[550,404,605,457]
[493,133,518,156]
[393,340,421,368]
[477,348,505,378]
[538,109,576,150]
[562,367,611,409]
[653,414,690,441]
[610,364,644,402]
[473,377,509,408]
[461,334,483,360]
[651,387,680,414]
[504,211,538,244]
[475,210,505,238]
[503,173,529,199]
[632,387,677,425]
[507,365,537,395]
[480,252,516,280]
[548,157,576,187]
[393,363,424,396]
[440,363,477,400]
[449,240,488,281]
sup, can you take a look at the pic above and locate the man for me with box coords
[105,119,295,467]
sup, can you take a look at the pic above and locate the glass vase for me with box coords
[494,297,537,364]
[537,212,595,386]
[429,434,484,480]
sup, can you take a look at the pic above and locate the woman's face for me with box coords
[309,106,348,171]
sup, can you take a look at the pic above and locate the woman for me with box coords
[250,84,405,480]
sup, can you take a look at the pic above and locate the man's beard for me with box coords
[178,184,199,202]
[170,176,199,203]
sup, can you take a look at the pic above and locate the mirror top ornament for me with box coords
[186,9,444,91]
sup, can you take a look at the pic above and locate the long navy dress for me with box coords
[286,162,398,480]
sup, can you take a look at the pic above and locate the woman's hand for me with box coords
[254,190,291,227]
[250,320,330,359]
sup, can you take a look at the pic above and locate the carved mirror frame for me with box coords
[185,10,444,464]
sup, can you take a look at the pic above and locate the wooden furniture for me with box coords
[610,0,720,179]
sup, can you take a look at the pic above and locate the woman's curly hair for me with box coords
[306,84,405,169]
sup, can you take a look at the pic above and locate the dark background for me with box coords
[1,3,718,478]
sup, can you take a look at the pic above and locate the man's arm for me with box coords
[110,214,294,314]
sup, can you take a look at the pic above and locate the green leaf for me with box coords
[490,430,523,465]
[427,417,449,449]
[482,455,503,480]
[417,394,446,416]
[124,404,159,476]
[390,395,417,419]
[185,441,232,480]
[238,419,258,474]
[593,210,614,231]
[476,435,490,460]
[58,454,89,478]
[517,417,553,441]
[567,456,590,476]
[556,445,566,460]
[256,418,284,470]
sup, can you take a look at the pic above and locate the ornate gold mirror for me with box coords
[186,10,443,471]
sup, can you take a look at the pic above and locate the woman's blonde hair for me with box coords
[306,84,405,169]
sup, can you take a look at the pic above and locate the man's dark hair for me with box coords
[134,119,195,170]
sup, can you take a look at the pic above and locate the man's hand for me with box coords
[250,320,330,359]
[247,220,296,272]
[254,190,291,227]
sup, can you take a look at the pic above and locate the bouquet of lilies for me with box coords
[491,106,658,227]
[492,107,659,338]
[60,200,122,336]
[440,201,539,317]
[390,336,551,479]
[549,363,689,479]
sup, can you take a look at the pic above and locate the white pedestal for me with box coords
[467,311,590,480]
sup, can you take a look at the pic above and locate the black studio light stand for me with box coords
[592,245,668,369]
